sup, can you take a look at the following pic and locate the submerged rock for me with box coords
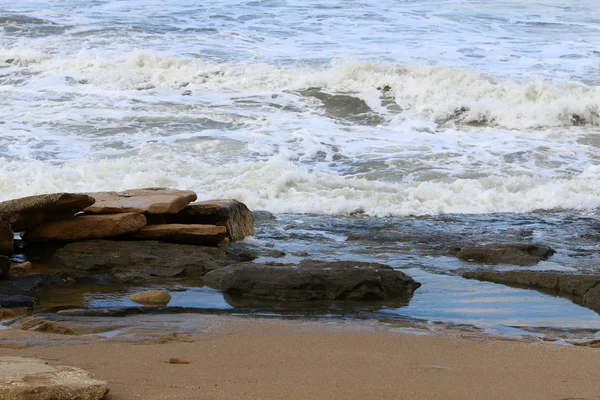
[24,212,147,243]
[0,294,37,308]
[132,224,227,246]
[203,260,421,302]
[458,269,600,310]
[129,289,172,306]
[85,188,197,214]
[54,240,243,280]
[165,199,254,242]
[0,192,95,232]
[0,356,109,400]
[450,243,555,266]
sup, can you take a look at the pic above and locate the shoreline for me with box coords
[2,315,600,400]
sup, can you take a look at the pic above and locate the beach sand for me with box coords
[1,316,599,400]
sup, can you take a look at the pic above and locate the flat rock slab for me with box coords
[0,356,108,400]
[25,212,147,243]
[85,188,197,214]
[165,199,254,242]
[0,193,95,232]
[203,260,421,302]
[458,269,600,310]
[450,243,556,266]
[54,240,242,281]
[133,224,227,246]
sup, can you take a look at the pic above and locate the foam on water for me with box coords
[1,0,600,217]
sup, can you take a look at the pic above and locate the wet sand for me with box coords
[2,316,600,400]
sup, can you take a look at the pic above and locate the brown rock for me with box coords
[10,261,32,274]
[24,213,147,243]
[0,193,95,231]
[85,188,197,214]
[0,308,27,320]
[450,243,555,266]
[165,199,254,242]
[0,356,109,400]
[129,289,172,306]
[133,224,227,246]
[0,219,12,255]
[168,357,190,364]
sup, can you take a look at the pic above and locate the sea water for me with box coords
[2,0,600,335]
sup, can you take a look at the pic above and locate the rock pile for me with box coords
[0,188,254,253]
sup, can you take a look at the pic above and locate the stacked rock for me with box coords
[0,188,254,255]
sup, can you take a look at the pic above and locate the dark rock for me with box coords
[252,210,276,222]
[0,219,12,255]
[0,294,37,308]
[0,256,9,278]
[0,193,95,232]
[450,243,555,266]
[165,199,254,242]
[203,260,421,302]
[54,240,243,280]
[458,269,600,311]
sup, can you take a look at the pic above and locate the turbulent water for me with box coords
[2,0,600,337]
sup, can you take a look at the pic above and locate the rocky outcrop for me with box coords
[132,224,227,246]
[458,269,600,310]
[165,199,254,242]
[24,212,147,243]
[129,289,172,306]
[203,261,421,302]
[85,188,197,214]
[450,243,555,266]
[0,220,12,255]
[54,240,242,281]
[0,193,95,231]
[0,356,109,400]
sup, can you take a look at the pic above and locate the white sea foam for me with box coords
[4,50,599,130]
[2,154,600,217]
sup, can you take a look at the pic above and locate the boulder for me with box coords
[165,199,254,242]
[450,243,555,266]
[0,256,9,278]
[458,269,600,310]
[132,224,227,246]
[0,220,12,255]
[129,289,172,306]
[85,188,197,214]
[54,240,242,280]
[0,356,108,400]
[203,260,421,302]
[24,212,147,243]
[0,193,95,231]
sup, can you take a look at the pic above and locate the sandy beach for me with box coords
[2,316,599,400]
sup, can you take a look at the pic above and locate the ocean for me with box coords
[2,0,600,338]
